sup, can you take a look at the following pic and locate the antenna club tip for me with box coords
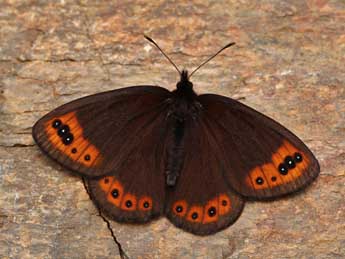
[144,34,154,43]
[225,42,236,48]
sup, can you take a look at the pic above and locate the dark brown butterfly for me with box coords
[32,37,319,236]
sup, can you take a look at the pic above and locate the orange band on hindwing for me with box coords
[186,206,204,223]
[171,193,233,225]
[203,197,219,223]
[218,194,231,216]
[138,196,153,211]
[121,193,137,211]
[99,176,115,193]
[44,112,103,167]
[106,179,124,207]
[98,177,153,212]
[247,140,310,190]
[173,200,188,217]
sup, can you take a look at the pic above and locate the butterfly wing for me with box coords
[32,86,171,177]
[165,116,245,236]
[198,94,320,200]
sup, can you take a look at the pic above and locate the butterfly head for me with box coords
[175,70,196,99]
[177,70,193,89]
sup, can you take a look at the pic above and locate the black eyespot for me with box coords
[271,176,277,182]
[125,200,132,208]
[62,133,74,145]
[222,200,227,206]
[57,125,70,137]
[52,119,62,128]
[71,148,77,154]
[208,207,217,217]
[104,178,109,184]
[191,212,198,220]
[175,206,183,213]
[294,152,303,163]
[84,154,90,161]
[143,201,150,208]
[278,163,288,175]
[111,189,119,198]
[256,177,264,185]
[284,156,296,169]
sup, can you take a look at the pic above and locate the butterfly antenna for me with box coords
[188,42,236,79]
[144,35,181,75]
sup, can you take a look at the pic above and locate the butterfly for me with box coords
[32,36,320,236]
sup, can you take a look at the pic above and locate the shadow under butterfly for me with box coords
[32,36,320,236]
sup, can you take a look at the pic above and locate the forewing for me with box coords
[198,94,320,200]
[32,86,171,177]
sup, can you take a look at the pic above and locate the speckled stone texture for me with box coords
[1,1,344,258]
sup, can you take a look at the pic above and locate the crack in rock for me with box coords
[82,177,129,259]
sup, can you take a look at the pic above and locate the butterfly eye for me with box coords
[271,176,277,182]
[221,200,227,206]
[71,148,77,154]
[84,154,91,161]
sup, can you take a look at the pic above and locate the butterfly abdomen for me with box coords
[165,118,186,186]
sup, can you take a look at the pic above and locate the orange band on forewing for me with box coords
[44,112,103,168]
[283,141,309,171]
[261,163,284,187]
[69,137,89,156]
[279,143,303,182]
[45,113,74,138]
[246,166,271,190]
[66,115,83,138]
[49,134,67,152]
[246,140,310,189]
[270,148,294,183]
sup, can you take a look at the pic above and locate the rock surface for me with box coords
[1,1,344,258]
